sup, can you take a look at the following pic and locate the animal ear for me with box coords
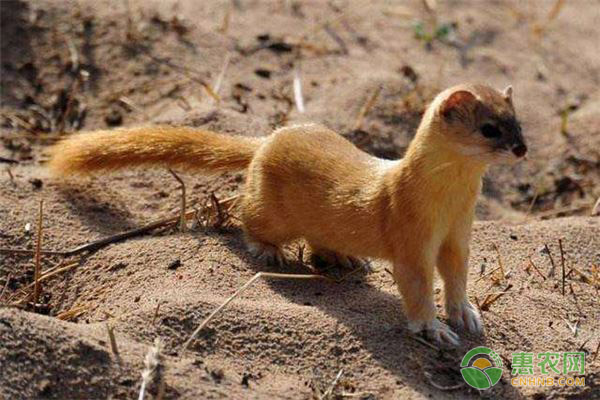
[502,85,513,103]
[440,90,478,119]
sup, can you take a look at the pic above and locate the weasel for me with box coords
[48,84,527,345]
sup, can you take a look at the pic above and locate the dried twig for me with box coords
[212,52,231,102]
[492,243,505,281]
[480,284,513,311]
[0,211,194,257]
[134,51,219,101]
[118,96,144,114]
[297,244,305,264]
[320,369,344,400]
[209,193,227,228]
[559,239,566,295]
[525,185,540,216]
[0,273,11,303]
[107,323,121,360]
[0,195,239,257]
[593,341,600,362]
[2,196,241,257]
[57,304,87,320]
[474,297,485,325]
[544,243,557,277]
[569,283,582,316]
[475,265,503,282]
[567,266,592,284]
[9,260,80,305]
[323,24,348,54]
[0,156,18,164]
[168,169,187,232]
[218,2,232,34]
[33,200,44,306]
[152,301,162,325]
[180,271,333,355]
[528,256,546,280]
[536,203,591,218]
[531,0,566,37]
[6,166,15,186]
[592,196,600,216]
[353,85,381,130]
[384,267,395,280]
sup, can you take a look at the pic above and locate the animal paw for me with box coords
[312,249,370,271]
[448,300,483,335]
[246,241,287,267]
[408,318,460,347]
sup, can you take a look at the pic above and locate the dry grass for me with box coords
[0,273,11,304]
[320,368,344,400]
[8,260,80,306]
[479,284,513,311]
[139,338,164,400]
[212,53,231,103]
[106,323,121,362]
[531,0,566,37]
[180,271,332,355]
[491,243,506,283]
[56,305,88,321]
[353,85,382,131]
[527,255,547,281]
[293,64,305,113]
[168,169,187,232]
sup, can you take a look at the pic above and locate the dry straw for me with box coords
[33,200,44,306]
[139,338,164,400]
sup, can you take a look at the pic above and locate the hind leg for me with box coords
[241,207,292,267]
[240,171,294,266]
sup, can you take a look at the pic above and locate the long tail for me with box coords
[48,125,264,175]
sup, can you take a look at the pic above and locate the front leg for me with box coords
[436,227,483,335]
[393,253,459,346]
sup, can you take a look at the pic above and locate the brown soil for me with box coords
[1,1,598,399]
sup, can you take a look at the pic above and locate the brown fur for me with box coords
[47,84,526,345]
[48,125,264,175]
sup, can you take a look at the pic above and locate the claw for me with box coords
[313,249,371,271]
[448,301,483,335]
[408,318,460,347]
[246,240,287,267]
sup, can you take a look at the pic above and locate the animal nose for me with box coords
[512,144,527,157]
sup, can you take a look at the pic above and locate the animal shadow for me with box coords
[208,229,523,399]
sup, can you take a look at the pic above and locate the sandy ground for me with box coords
[1,0,599,399]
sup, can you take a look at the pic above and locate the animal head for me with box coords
[432,84,527,164]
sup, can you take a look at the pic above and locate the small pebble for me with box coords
[168,258,182,270]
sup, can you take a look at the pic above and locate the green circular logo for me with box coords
[460,347,503,390]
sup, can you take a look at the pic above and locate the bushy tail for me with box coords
[48,125,264,175]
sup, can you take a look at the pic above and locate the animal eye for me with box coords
[480,123,502,139]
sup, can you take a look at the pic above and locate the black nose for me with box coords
[512,144,527,157]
